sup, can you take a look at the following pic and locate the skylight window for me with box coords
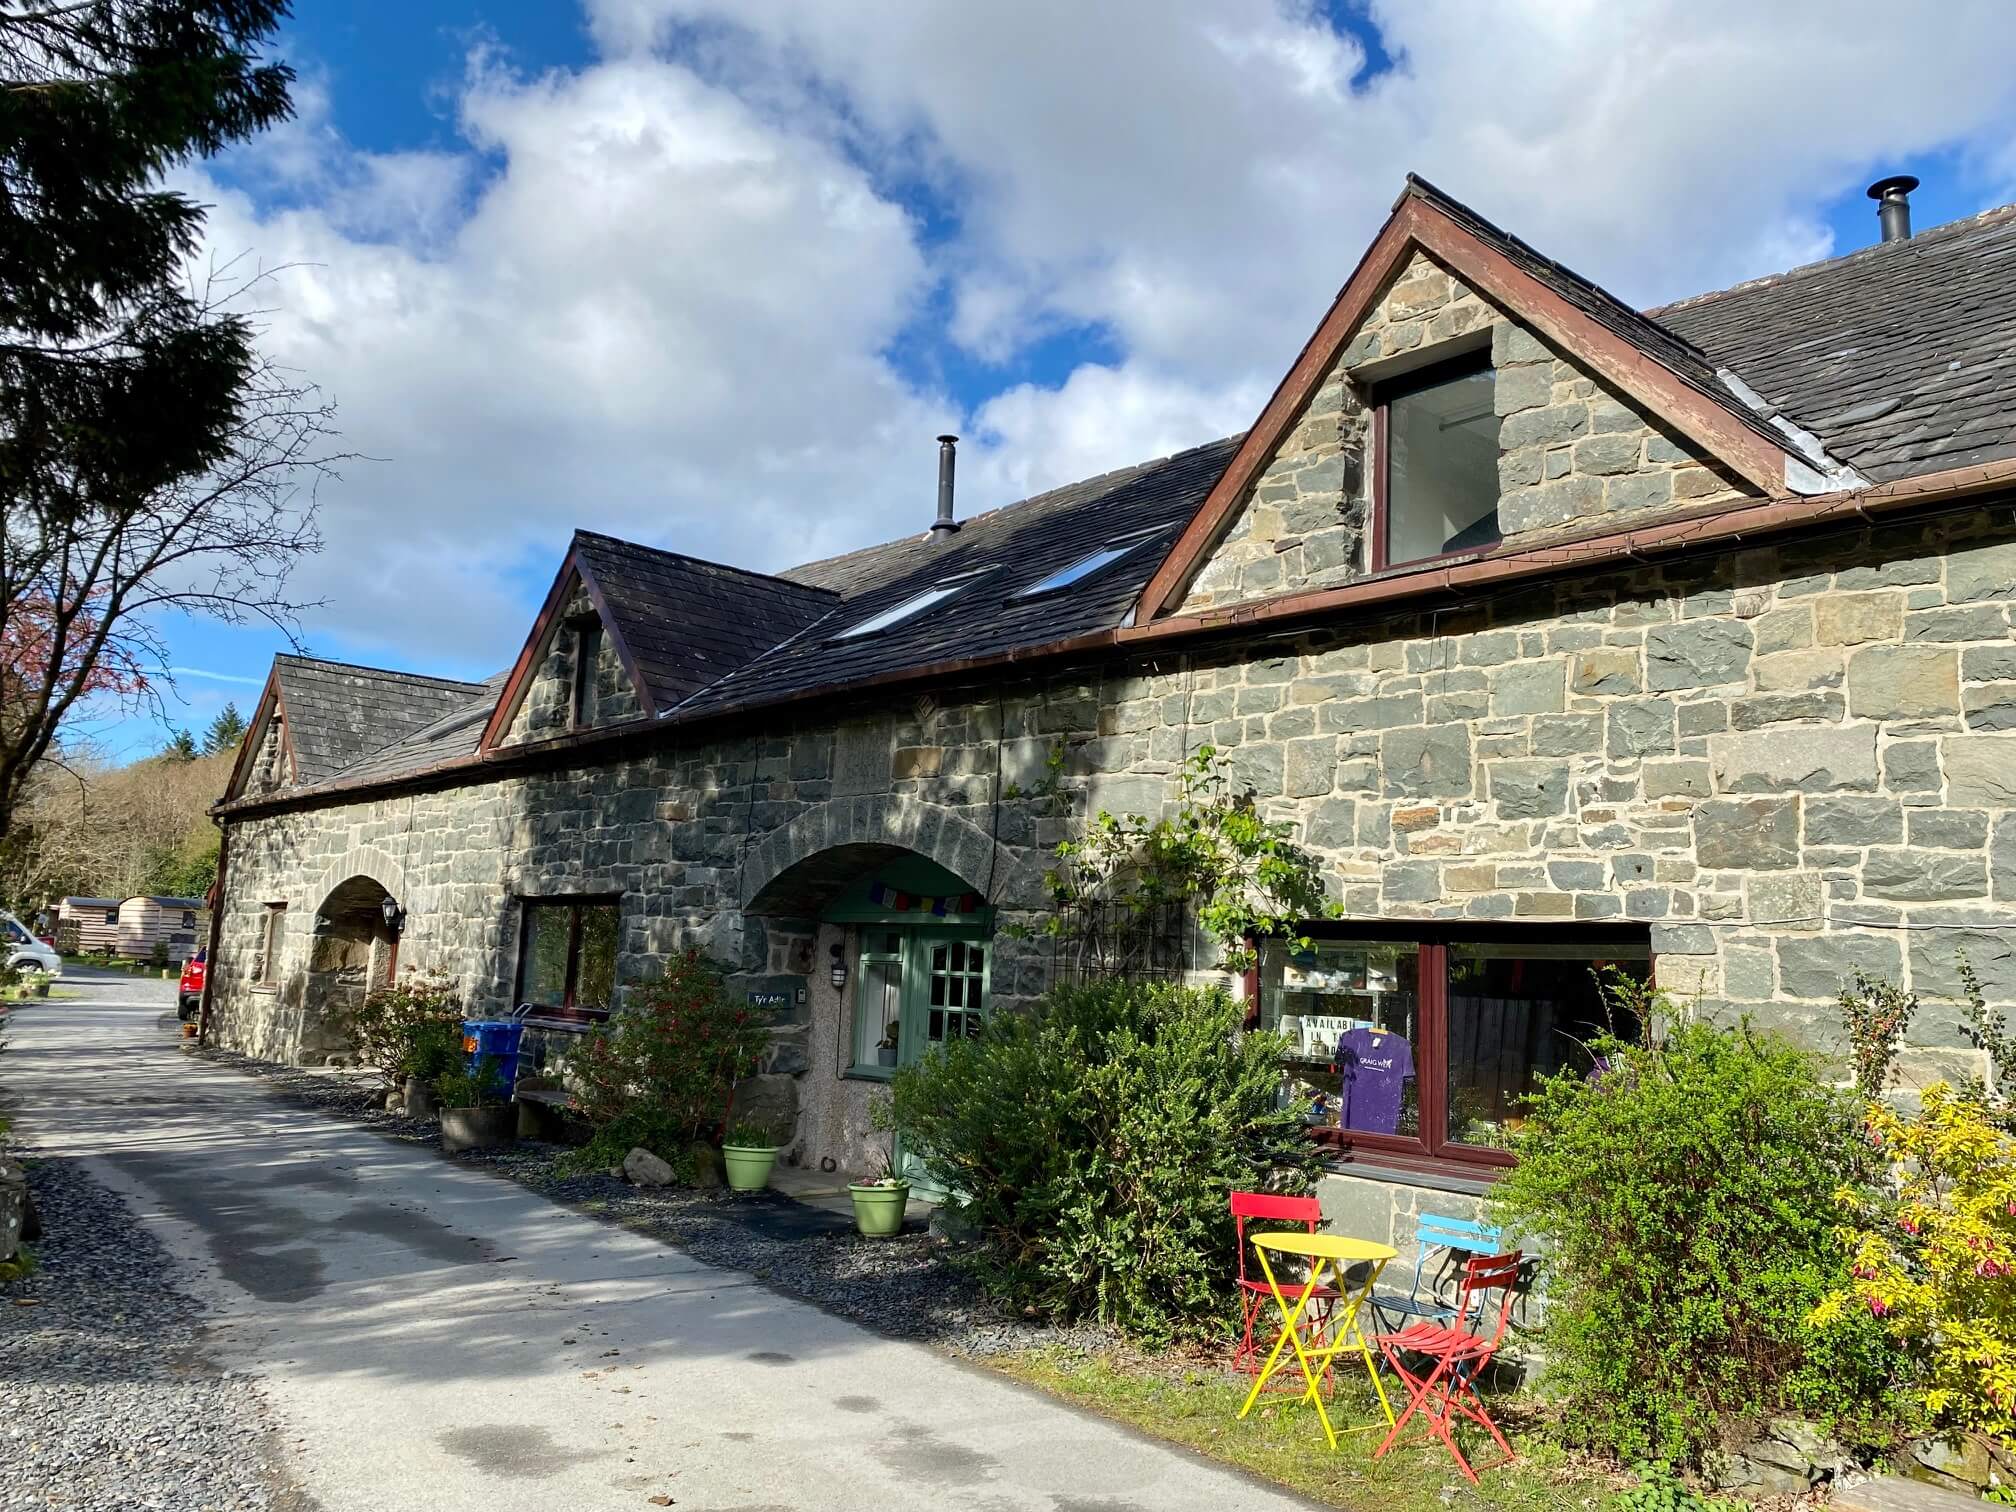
[1013,526,1172,599]
[831,571,990,640]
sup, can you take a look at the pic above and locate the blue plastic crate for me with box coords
[460,1019,525,1093]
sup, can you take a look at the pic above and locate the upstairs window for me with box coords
[570,619,602,729]
[1375,354,1501,568]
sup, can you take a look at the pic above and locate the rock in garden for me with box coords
[622,1147,675,1187]
[0,1157,25,1262]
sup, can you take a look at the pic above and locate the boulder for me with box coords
[622,1147,676,1188]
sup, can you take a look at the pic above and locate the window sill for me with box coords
[249,984,279,995]
[1320,1155,1499,1198]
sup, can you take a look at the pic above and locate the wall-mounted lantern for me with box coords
[380,895,408,937]
[828,942,848,992]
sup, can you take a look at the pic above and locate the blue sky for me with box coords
[99,1,2016,761]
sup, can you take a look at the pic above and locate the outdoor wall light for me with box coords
[380,896,408,936]
[828,943,848,991]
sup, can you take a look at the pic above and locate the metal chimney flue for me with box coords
[931,434,960,537]
[1868,175,1919,243]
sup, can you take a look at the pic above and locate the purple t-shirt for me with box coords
[1335,1027,1414,1135]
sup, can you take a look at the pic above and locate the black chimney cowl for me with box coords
[931,434,960,537]
[1868,174,1919,243]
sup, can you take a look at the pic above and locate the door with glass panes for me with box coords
[853,927,989,1192]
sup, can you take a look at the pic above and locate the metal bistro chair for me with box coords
[1372,1250,1525,1484]
[1229,1191,1340,1378]
[1369,1212,1504,1335]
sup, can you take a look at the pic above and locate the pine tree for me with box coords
[202,701,247,755]
[163,729,198,761]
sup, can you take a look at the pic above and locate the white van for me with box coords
[3,912,62,979]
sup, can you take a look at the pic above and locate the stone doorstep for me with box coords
[1832,1476,1992,1512]
[769,1161,936,1227]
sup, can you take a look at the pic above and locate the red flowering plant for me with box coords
[564,951,770,1168]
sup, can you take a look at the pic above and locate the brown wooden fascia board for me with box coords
[570,552,659,719]
[1135,208,1417,621]
[477,548,586,753]
[1136,195,1799,621]
[222,675,284,801]
[213,456,2016,824]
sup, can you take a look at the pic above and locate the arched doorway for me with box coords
[306,875,401,1048]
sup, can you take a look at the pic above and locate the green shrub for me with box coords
[434,1056,509,1109]
[332,968,466,1089]
[1610,1464,1749,1512]
[1491,974,1900,1463]
[888,977,1321,1345]
[564,951,768,1170]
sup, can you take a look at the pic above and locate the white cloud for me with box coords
[190,1,2016,671]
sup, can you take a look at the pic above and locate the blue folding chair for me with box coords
[1369,1213,1504,1334]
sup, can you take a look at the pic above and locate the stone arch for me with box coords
[305,843,409,917]
[301,868,403,1062]
[741,796,995,916]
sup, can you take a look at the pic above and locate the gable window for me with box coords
[516,897,619,1021]
[1255,923,1649,1174]
[570,619,602,728]
[256,903,286,985]
[1374,354,1502,568]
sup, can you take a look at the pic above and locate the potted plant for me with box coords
[435,1057,515,1154]
[720,1120,782,1192]
[875,1022,900,1069]
[401,1018,462,1124]
[848,1150,910,1237]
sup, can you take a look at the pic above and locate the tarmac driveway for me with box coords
[1,972,1315,1512]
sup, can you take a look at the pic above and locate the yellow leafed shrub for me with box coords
[1811,1082,2016,1446]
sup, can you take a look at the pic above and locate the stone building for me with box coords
[208,176,2016,1236]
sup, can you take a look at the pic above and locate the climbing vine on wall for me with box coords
[1008,743,1336,975]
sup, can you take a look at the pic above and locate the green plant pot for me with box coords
[848,1182,910,1237]
[721,1144,778,1192]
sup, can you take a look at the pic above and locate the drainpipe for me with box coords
[196,818,228,1045]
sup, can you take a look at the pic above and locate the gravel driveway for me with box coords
[1,970,1318,1512]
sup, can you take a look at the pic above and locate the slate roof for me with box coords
[1400,175,1796,462]
[1655,203,2016,482]
[229,182,2016,806]
[572,532,838,710]
[271,656,491,786]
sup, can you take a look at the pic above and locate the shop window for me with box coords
[1257,924,1650,1173]
[516,897,620,1021]
[1374,354,1501,569]
[256,903,286,984]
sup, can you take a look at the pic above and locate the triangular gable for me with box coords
[222,670,296,801]
[479,542,652,752]
[1137,175,1819,622]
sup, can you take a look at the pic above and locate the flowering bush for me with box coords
[565,951,769,1167]
[1811,1082,2016,1447]
[333,968,465,1088]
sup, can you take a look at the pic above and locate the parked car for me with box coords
[177,948,206,1022]
[2,911,62,979]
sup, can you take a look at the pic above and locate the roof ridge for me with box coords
[1648,200,2016,318]
[274,653,488,692]
[781,434,1246,583]
[573,529,840,599]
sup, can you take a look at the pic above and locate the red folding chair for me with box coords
[1371,1250,1524,1483]
[1230,1191,1339,1377]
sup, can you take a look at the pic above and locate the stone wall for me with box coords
[502,582,642,743]
[1177,251,1755,615]
[214,504,2016,1170]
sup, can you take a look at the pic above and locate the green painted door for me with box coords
[892,929,990,1195]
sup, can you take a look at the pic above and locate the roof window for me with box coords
[831,570,991,641]
[1013,525,1173,599]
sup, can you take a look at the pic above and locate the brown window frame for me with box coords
[256,903,287,985]
[569,619,602,730]
[1368,350,1500,574]
[1244,920,1653,1181]
[514,895,620,1023]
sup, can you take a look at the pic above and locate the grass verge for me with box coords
[987,1346,1624,1512]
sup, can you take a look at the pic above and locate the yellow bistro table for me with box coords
[1237,1232,1398,1449]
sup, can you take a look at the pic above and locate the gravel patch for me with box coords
[0,1150,295,1511]
[194,1046,1115,1359]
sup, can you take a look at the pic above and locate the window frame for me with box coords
[256,903,286,986]
[514,895,622,1022]
[844,925,992,1081]
[569,618,602,730]
[1246,920,1652,1180]
[1369,350,1501,574]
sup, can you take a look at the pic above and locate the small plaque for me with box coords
[748,991,789,1008]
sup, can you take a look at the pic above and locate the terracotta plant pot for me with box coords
[721,1144,778,1192]
[848,1181,910,1237]
[440,1105,515,1155]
